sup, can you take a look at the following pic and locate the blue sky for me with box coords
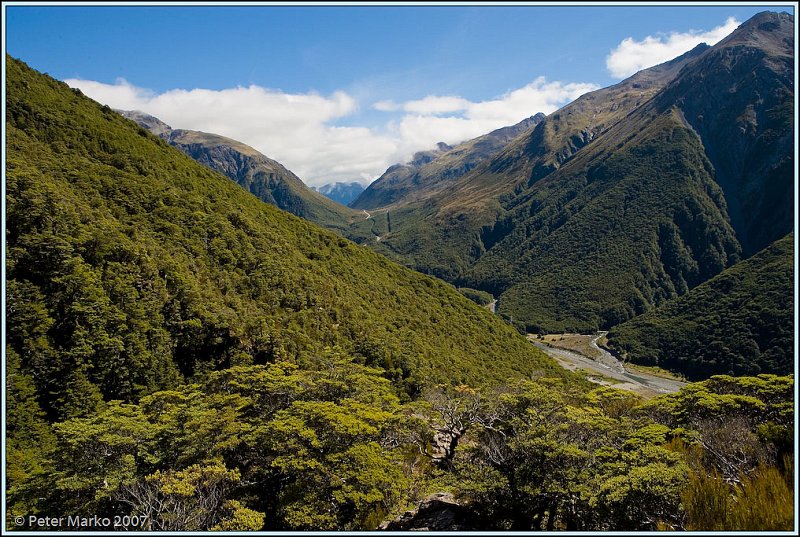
[4,3,794,186]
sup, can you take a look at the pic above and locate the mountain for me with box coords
[351,115,544,210]
[311,181,365,206]
[606,233,794,380]
[7,56,569,420]
[5,54,794,534]
[118,110,361,233]
[353,12,794,333]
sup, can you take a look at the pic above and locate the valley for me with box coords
[3,6,795,533]
[530,333,687,397]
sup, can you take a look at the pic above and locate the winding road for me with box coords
[530,333,686,396]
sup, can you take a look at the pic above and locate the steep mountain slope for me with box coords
[312,181,365,206]
[652,11,794,256]
[357,12,794,332]
[467,105,743,332]
[6,57,569,422]
[606,234,794,380]
[351,114,544,210]
[119,110,361,233]
[359,42,716,283]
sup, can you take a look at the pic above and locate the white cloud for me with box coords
[65,75,597,187]
[395,78,598,152]
[606,17,740,78]
[66,77,391,186]
[373,99,400,112]
[403,95,470,115]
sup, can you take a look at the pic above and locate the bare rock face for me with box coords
[379,493,480,530]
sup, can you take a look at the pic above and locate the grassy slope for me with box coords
[351,116,542,211]
[6,57,569,415]
[606,234,794,380]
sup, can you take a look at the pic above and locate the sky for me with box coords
[4,2,795,187]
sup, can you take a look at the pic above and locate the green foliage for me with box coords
[5,347,57,522]
[26,353,413,529]
[457,287,494,306]
[433,381,689,530]
[114,462,265,531]
[5,55,568,422]
[607,234,794,379]
[211,500,265,531]
[682,463,794,531]
[647,374,794,530]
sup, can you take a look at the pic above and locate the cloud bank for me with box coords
[606,17,739,78]
[392,78,598,152]
[66,76,596,187]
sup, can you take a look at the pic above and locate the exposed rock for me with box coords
[379,493,481,530]
[115,110,357,229]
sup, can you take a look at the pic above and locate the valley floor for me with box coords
[529,334,686,397]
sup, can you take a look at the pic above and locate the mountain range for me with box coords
[312,181,365,206]
[350,114,545,210]
[348,11,794,338]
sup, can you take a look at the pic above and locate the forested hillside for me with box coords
[4,54,795,532]
[351,12,794,334]
[606,234,794,380]
[118,110,361,234]
[6,55,570,413]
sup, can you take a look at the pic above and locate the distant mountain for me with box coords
[353,11,794,333]
[118,110,360,232]
[311,181,365,206]
[351,115,544,210]
[606,233,794,380]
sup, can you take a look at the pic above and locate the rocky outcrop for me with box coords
[379,493,481,530]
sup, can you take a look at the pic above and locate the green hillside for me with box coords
[467,107,742,332]
[348,12,794,333]
[6,56,566,422]
[118,110,362,234]
[606,234,794,380]
[5,54,794,533]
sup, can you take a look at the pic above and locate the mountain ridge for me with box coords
[606,233,794,380]
[118,110,361,233]
[349,11,794,334]
[351,113,545,210]
[7,56,569,422]
[312,181,365,206]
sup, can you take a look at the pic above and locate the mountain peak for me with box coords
[117,109,172,137]
[715,10,793,54]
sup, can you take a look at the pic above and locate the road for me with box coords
[530,335,686,396]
